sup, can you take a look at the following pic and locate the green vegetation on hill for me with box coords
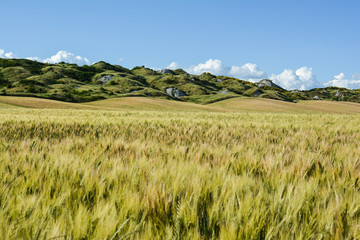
[1,58,360,103]
[303,87,360,102]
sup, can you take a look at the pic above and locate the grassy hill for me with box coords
[1,57,360,104]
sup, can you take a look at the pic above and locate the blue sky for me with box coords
[1,0,359,89]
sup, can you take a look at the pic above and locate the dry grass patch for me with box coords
[84,97,226,112]
[211,97,360,113]
[0,96,97,109]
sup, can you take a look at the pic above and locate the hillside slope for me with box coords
[1,58,360,104]
[210,97,360,114]
[0,96,224,112]
[2,96,360,113]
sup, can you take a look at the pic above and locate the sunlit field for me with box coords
[1,108,360,239]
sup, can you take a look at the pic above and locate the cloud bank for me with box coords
[229,63,267,82]
[166,62,180,70]
[1,49,90,65]
[0,49,16,59]
[269,67,318,90]
[323,73,360,89]
[187,59,226,75]
[27,50,90,65]
[179,59,318,89]
[185,59,267,82]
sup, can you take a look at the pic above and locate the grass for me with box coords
[0,96,96,109]
[182,93,239,104]
[211,97,360,114]
[84,97,225,112]
[1,96,360,113]
[0,103,360,239]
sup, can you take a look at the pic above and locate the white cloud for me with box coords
[5,52,16,58]
[2,48,92,66]
[167,62,179,70]
[323,73,360,89]
[269,67,318,90]
[185,59,266,82]
[26,56,42,62]
[174,59,319,89]
[229,63,266,82]
[0,49,16,59]
[42,51,90,65]
[186,59,226,75]
[25,50,90,65]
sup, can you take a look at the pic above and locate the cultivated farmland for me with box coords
[1,103,360,239]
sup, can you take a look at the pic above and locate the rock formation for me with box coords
[165,87,186,98]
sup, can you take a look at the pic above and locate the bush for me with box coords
[63,68,95,83]
[109,80,117,86]
[1,67,32,82]
[0,58,44,74]
[27,85,40,93]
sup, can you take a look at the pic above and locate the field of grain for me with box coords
[2,96,360,113]
[1,105,360,239]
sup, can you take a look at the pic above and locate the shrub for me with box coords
[1,67,32,82]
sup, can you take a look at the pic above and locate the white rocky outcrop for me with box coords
[99,75,114,84]
[165,87,186,98]
[256,79,282,89]
[159,69,175,74]
[219,89,229,94]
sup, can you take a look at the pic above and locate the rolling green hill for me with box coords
[1,57,360,104]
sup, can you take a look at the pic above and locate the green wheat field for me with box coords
[1,97,360,239]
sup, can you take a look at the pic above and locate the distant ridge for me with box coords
[1,57,359,104]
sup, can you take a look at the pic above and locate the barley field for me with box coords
[1,107,360,239]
